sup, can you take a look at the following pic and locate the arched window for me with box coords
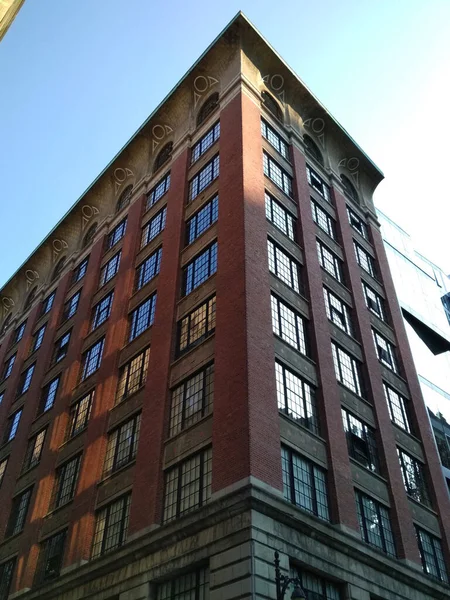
[197,93,219,127]
[52,257,66,282]
[24,287,37,311]
[1,313,12,336]
[304,135,324,166]
[261,91,283,122]
[341,174,358,203]
[83,223,98,249]
[116,185,133,213]
[154,142,173,173]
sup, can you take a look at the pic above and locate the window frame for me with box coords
[4,409,22,443]
[42,291,56,315]
[416,526,449,583]
[372,329,398,373]
[116,348,150,403]
[17,363,35,396]
[275,362,318,434]
[6,487,32,537]
[128,293,157,341]
[397,448,430,506]
[342,408,379,473]
[31,324,47,352]
[140,206,167,249]
[355,490,396,557]
[51,455,81,509]
[332,343,363,397]
[67,391,94,439]
[268,239,301,293]
[99,251,121,287]
[35,529,67,584]
[306,164,331,203]
[188,155,219,203]
[52,330,71,365]
[383,383,411,433]
[38,377,60,415]
[311,199,336,239]
[22,428,46,473]
[72,257,89,284]
[362,282,386,321]
[91,291,114,330]
[347,207,368,239]
[146,172,171,211]
[271,295,308,355]
[80,338,105,381]
[91,494,131,558]
[191,121,220,164]
[317,240,343,283]
[261,119,289,160]
[354,242,377,278]
[265,191,296,241]
[103,413,141,477]
[323,288,352,336]
[177,296,216,356]
[169,364,214,436]
[263,151,293,197]
[182,241,218,296]
[2,353,16,380]
[106,218,127,250]
[186,195,218,245]
[135,247,162,290]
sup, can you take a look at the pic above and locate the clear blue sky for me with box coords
[1,0,450,288]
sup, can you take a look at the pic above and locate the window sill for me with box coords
[98,459,136,485]
[45,499,73,519]
[278,409,324,443]
[349,457,386,483]
[165,411,213,443]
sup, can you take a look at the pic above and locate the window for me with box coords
[177,296,216,355]
[42,291,56,315]
[341,174,358,203]
[6,487,32,537]
[154,142,173,173]
[91,494,131,558]
[99,252,121,286]
[182,242,217,296]
[306,165,331,202]
[186,195,218,244]
[196,92,219,126]
[188,155,219,202]
[169,364,214,436]
[0,458,7,487]
[52,257,66,282]
[263,152,292,197]
[92,292,114,330]
[271,295,307,355]
[0,558,16,600]
[323,288,352,335]
[397,448,430,505]
[24,287,37,311]
[317,241,343,282]
[31,324,46,352]
[1,313,12,336]
[0,392,3,405]
[116,348,150,403]
[83,223,97,248]
[72,257,89,284]
[107,219,127,250]
[141,207,167,248]
[80,338,104,380]
[67,391,93,438]
[163,448,212,522]
[136,248,162,290]
[347,207,368,239]
[35,530,67,584]
[261,119,289,160]
[362,282,385,321]
[275,362,318,434]
[13,321,26,345]
[146,173,171,210]
[372,330,398,372]
[355,491,395,556]
[38,377,60,414]
[52,331,71,364]
[103,413,141,476]
[383,384,411,433]
[311,200,335,239]
[303,135,324,166]
[281,446,329,520]
[22,429,46,472]
[2,353,16,380]
[265,192,296,240]
[51,455,81,508]
[342,409,379,472]
[416,527,448,583]
[129,294,157,341]
[157,568,210,600]
[17,363,35,396]
[116,185,132,213]
[268,239,300,292]
[4,409,22,443]
[354,242,376,277]
[332,343,363,396]
[62,290,81,321]
[261,91,282,121]
[191,121,220,164]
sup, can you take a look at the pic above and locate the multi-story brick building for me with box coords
[0,12,449,600]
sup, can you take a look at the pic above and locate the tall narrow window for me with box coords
[275,362,318,434]
[354,242,376,277]
[116,185,133,213]
[38,377,60,415]
[35,530,67,584]
[17,363,35,396]
[163,448,212,522]
[103,413,141,476]
[129,294,157,341]
[169,364,214,436]
[342,409,379,472]
[0,457,8,487]
[263,152,293,197]
[265,192,296,240]
[22,429,46,472]
[196,92,219,126]
[261,119,289,160]
[42,291,56,315]
[146,173,171,210]
[271,295,307,355]
[303,136,324,166]
[2,353,16,380]
[191,122,220,164]
[323,288,352,335]
[91,494,131,558]
[52,331,71,364]
[141,207,167,249]
[416,527,448,583]
[157,568,209,600]
[261,91,282,121]
[52,257,66,282]
[4,409,22,443]
[281,446,329,520]
[311,200,335,239]
[91,292,114,330]
[12,321,26,345]
[341,174,359,203]
[355,491,395,556]
[107,219,127,250]
[372,330,398,373]
[80,338,104,380]
[317,241,343,283]
[51,456,81,509]
[31,324,46,353]
[177,297,216,355]
[6,487,32,537]
[332,343,363,396]
[72,256,89,283]
[306,165,331,202]
[182,242,217,296]
[188,155,219,202]
[67,391,94,438]
[99,252,121,286]
[397,448,430,506]
[83,223,97,249]
[24,288,37,311]
[362,282,385,321]
[347,207,368,239]
[62,290,81,322]
[116,348,150,403]
[136,248,162,290]
[383,384,411,432]
[268,239,300,292]
[154,142,173,173]
[186,195,218,244]
[0,558,16,600]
